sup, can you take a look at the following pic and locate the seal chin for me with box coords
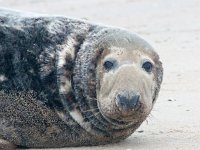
[116,101,142,118]
[114,101,145,123]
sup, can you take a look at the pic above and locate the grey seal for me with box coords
[0,8,163,148]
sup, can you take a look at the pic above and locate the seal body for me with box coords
[0,8,163,148]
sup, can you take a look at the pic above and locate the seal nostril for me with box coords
[116,94,128,109]
[116,93,140,110]
[129,95,140,108]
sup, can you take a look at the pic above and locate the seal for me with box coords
[0,8,163,148]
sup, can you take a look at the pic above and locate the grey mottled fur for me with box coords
[0,8,163,148]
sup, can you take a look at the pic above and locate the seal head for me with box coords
[73,28,163,138]
[96,30,163,124]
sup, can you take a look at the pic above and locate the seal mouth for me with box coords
[97,91,148,124]
[114,101,142,122]
[100,101,147,126]
[113,91,143,119]
[99,96,145,124]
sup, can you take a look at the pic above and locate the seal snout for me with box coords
[116,91,141,116]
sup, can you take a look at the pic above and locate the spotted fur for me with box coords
[0,8,163,148]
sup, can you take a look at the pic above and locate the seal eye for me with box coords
[142,61,153,73]
[103,61,114,71]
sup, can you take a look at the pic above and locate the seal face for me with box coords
[0,8,163,148]
[96,32,162,124]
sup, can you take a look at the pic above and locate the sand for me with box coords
[0,0,200,149]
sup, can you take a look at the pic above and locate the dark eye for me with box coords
[103,61,114,71]
[142,61,153,73]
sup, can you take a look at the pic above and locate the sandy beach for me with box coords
[0,0,200,149]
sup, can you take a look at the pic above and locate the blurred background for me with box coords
[0,0,200,149]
